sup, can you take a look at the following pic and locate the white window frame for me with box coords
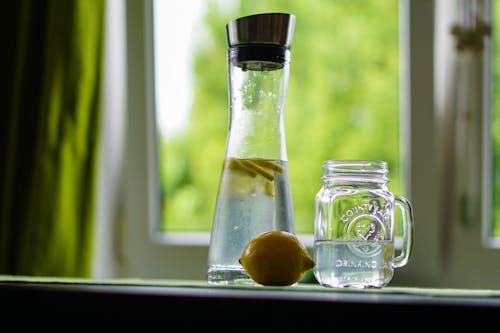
[93,0,500,289]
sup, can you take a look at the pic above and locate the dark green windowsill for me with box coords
[1,274,499,321]
[1,274,500,296]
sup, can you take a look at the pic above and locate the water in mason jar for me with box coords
[207,157,295,285]
[314,239,394,288]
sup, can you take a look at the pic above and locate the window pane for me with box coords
[154,0,401,234]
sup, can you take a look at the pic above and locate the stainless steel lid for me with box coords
[226,13,295,49]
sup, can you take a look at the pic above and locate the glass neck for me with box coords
[322,160,389,188]
[225,51,290,160]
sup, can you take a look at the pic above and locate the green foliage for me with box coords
[159,0,401,233]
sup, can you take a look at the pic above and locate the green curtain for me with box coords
[0,0,105,277]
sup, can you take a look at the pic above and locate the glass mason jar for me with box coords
[207,13,296,285]
[313,160,413,288]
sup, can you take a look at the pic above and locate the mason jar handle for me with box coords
[392,195,414,268]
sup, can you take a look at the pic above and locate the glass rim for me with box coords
[324,159,388,170]
[323,160,389,182]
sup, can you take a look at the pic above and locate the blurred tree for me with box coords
[159,0,400,233]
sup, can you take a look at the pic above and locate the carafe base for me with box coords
[207,266,257,286]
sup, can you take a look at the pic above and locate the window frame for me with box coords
[93,0,500,289]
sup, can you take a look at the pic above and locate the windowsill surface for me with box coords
[2,274,500,296]
[1,274,500,321]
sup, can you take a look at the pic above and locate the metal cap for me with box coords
[226,13,295,49]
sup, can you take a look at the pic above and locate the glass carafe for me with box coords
[207,13,296,285]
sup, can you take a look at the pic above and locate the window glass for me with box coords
[153,0,401,234]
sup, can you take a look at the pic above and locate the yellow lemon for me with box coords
[239,230,315,286]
